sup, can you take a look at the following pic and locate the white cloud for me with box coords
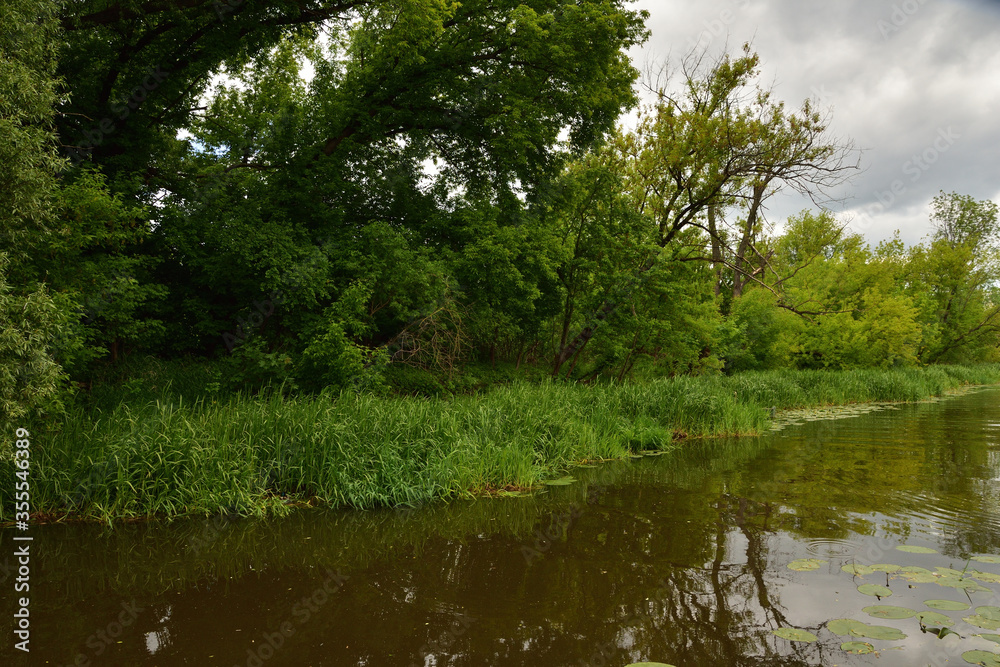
[629,0,1000,246]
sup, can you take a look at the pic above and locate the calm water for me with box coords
[4,389,1000,666]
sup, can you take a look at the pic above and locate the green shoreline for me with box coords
[3,364,999,524]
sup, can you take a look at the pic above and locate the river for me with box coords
[3,388,1000,666]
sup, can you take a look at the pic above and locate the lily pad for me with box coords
[542,476,576,486]
[842,563,875,576]
[917,611,953,626]
[978,635,1000,645]
[979,608,1000,621]
[897,545,939,554]
[963,650,1000,666]
[788,558,828,572]
[936,567,969,577]
[901,571,939,583]
[964,615,1000,631]
[870,563,902,573]
[938,577,990,592]
[972,556,1000,564]
[858,583,893,597]
[855,624,907,641]
[828,618,870,636]
[925,599,971,611]
[901,566,934,574]
[973,572,1000,584]
[841,641,875,654]
[772,628,818,643]
[863,605,915,619]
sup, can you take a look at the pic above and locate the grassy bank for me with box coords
[4,364,1000,522]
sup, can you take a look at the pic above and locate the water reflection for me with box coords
[3,389,1000,666]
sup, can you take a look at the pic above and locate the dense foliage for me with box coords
[3,1,999,420]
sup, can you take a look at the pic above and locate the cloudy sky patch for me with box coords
[629,0,1000,246]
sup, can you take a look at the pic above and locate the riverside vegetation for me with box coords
[3,3,1000,522]
[2,362,999,522]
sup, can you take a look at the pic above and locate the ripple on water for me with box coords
[895,491,1000,536]
[807,538,863,557]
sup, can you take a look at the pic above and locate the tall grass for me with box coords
[4,364,999,521]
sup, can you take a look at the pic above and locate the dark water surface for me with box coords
[4,389,1000,666]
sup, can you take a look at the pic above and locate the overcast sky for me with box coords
[628,0,1000,247]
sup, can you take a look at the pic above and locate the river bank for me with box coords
[3,364,999,523]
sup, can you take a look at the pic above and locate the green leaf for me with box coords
[788,558,827,571]
[542,476,576,486]
[963,650,1000,666]
[854,624,907,641]
[863,605,914,619]
[842,563,875,576]
[978,635,1000,645]
[896,545,938,554]
[858,583,893,597]
[870,563,902,573]
[925,599,971,611]
[972,556,1000,564]
[964,615,1000,631]
[841,641,875,654]
[917,611,953,626]
[772,628,818,643]
[828,618,869,636]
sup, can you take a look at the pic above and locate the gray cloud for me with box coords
[629,0,1000,246]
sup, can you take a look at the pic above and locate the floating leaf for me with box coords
[925,599,971,611]
[937,567,968,577]
[842,563,875,576]
[917,611,953,626]
[978,635,1000,645]
[870,563,902,573]
[972,556,1000,564]
[897,545,939,554]
[542,476,576,486]
[863,605,915,619]
[973,572,1000,584]
[854,624,907,641]
[858,583,893,597]
[772,628,818,643]
[979,608,1000,622]
[964,615,1000,631]
[901,566,934,574]
[788,558,827,572]
[938,577,990,592]
[828,618,869,636]
[902,571,939,583]
[841,641,875,654]
[963,650,1000,666]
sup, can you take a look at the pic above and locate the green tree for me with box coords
[551,48,857,375]
[907,193,1000,363]
[0,0,75,420]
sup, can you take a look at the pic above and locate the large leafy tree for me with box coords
[50,0,649,383]
[550,48,858,375]
[907,192,1000,363]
